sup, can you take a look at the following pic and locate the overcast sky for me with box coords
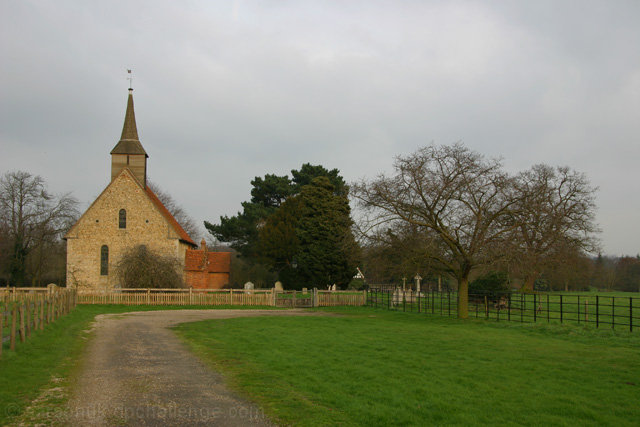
[1,0,639,255]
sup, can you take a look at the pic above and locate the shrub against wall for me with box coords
[116,245,185,288]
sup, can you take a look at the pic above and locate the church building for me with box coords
[64,89,229,290]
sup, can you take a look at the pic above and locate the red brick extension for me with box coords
[184,239,231,289]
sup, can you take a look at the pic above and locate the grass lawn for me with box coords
[175,307,640,426]
[0,304,274,424]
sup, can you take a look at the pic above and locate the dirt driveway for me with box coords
[66,309,324,426]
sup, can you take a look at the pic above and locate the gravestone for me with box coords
[244,282,254,290]
[274,281,283,291]
[392,287,403,306]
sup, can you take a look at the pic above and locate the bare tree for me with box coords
[543,244,593,291]
[360,222,442,284]
[116,245,185,288]
[0,171,78,285]
[147,180,200,240]
[352,144,517,318]
[509,164,599,290]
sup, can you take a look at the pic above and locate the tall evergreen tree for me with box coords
[206,165,358,289]
[260,177,358,289]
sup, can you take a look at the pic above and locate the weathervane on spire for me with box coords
[127,69,133,90]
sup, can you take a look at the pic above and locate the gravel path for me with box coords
[66,309,323,426]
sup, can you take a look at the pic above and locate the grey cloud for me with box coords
[1,0,638,254]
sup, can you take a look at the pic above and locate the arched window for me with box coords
[119,209,126,229]
[100,245,109,276]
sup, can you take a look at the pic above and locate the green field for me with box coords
[175,307,640,426]
[2,302,639,426]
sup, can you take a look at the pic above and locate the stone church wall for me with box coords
[66,170,189,291]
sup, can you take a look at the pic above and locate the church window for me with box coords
[100,245,109,275]
[119,209,126,229]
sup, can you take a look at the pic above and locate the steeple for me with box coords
[119,88,140,142]
[110,89,148,187]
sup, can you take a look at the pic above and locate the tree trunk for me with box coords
[458,276,469,319]
[523,275,536,291]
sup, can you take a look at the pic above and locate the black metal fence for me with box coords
[366,289,640,331]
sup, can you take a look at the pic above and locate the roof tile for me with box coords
[145,186,196,246]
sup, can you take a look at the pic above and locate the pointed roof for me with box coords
[64,167,196,247]
[144,185,196,246]
[110,89,148,157]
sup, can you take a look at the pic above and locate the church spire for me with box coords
[120,88,139,141]
[110,89,148,187]
[110,89,147,157]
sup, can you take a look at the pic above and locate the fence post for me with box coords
[26,302,31,338]
[585,299,589,323]
[560,295,563,324]
[520,293,524,323]
[630,297,633,332]
[33,300,39,332]
[40,298,44,330]
[612,297,615,329]
[533,293,537,323]
[11,305,17,350]
[596,295,599,328]
[484,296,488,319]
[577,295,580,324]
[448,291,451,317]
[432,289,435,314]
[547,294,550,323]
[508,293,511,322]
[363,289,367,306]
[418,291,421,313]
[19,304,25,343]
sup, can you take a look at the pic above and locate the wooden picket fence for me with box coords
[316,290,367,307]
[77,288,275,306]
[76,288,367,307]
[0,286,77,359]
